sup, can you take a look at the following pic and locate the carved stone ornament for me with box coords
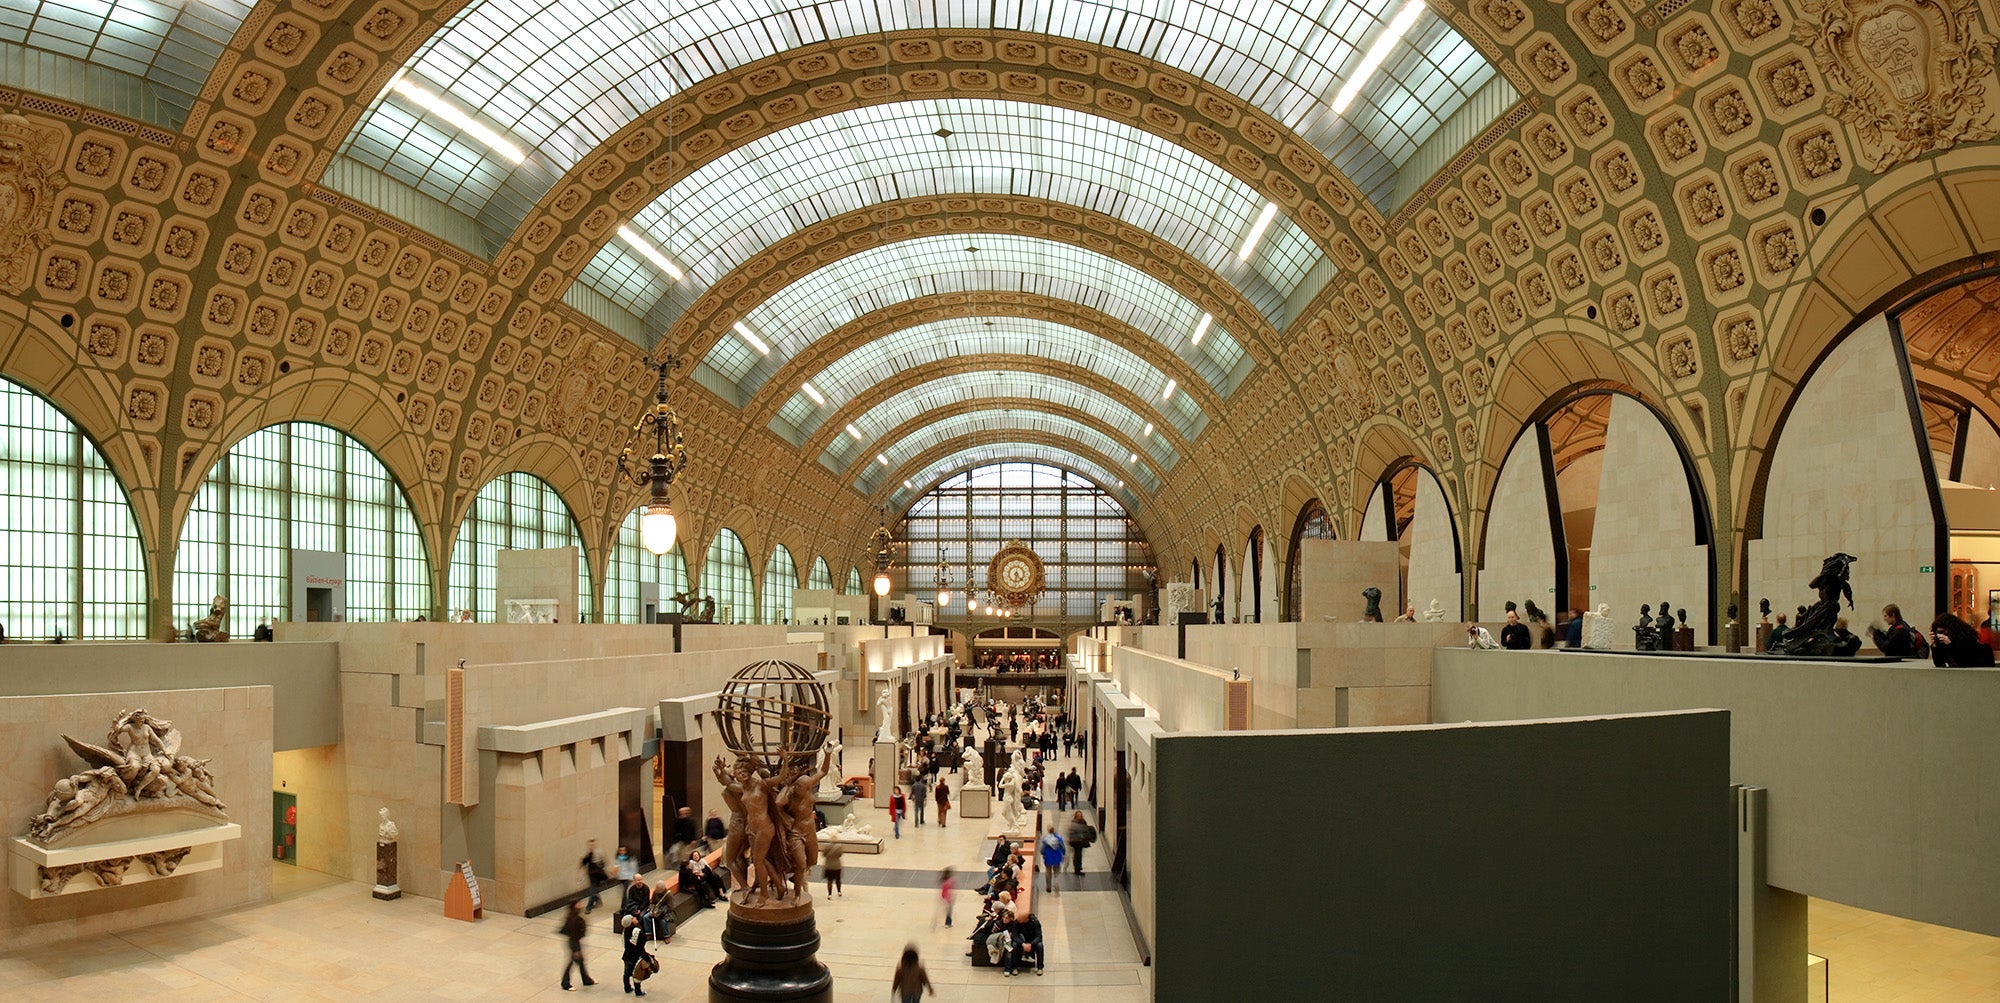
[27,708,228,848]
[1796,0,2000,171]
[0,114,65,294]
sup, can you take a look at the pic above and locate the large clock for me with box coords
[987,540,1046,610]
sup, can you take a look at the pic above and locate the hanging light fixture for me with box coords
[616,352,688,556]
[870,510,893,598]
[935,557,951,609]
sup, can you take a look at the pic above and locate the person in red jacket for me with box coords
[889,786,906,839]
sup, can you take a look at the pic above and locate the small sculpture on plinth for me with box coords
[1768,554,1858,656]
[1361,587,1383,622]
[375,807,401,900]
[670,590,718,623]
[1421,599,1446,622]
[1633,603,1660,651]
[1583,603,1616,649]
[874,687,896,743]
[961,744,987,790]
[1654,601,1676,649]
[1758,598,1771,625]
[707,659,836,1002]
[190,595,230,642]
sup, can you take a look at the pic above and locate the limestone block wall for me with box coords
[1124,716,1162,962]
[1750,320,1936,633]
[1182,623,1298,729]
[1479,431,1559,619]
[1298,539,1400,623]
[495,545,582,623]
[1405,471,1462,620]
[339,667,442,895]
[1106,645,1232,733]
[1294,621,1463,728]
[0,685,273,950]
[1591,396,1709,644]
[488,729,630,915]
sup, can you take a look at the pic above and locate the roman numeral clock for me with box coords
[987,540,1046,612]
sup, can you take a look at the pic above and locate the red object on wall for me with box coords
[285,805,297,825]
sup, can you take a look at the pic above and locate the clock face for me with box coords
[986,541,1045,609]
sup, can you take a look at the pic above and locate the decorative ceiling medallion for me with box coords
[1797,0,2000,171]
[987,539,1045,610]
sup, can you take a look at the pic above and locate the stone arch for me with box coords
[1345,418,1431,538]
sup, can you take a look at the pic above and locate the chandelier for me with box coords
[934,557,951,609]
[869,509,893,598]
[616,352,688,556]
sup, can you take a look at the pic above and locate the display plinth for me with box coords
[709,904,834,1002]
[958,785,992,818]
[871,741,896,808]
[9,822,239,899]
[1673,626,1695,652]
[374,840,401,900]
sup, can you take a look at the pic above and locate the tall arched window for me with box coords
[762,545,797,624]
[176,422,429,629]
[447,472,590,622]
[1245,527,1265,623]
[902,462,1151,619]
[846,566,863,596]
[1286,501,1335,621]
[0,377,147,639]
[605,505,689,623]
[705,529,755,624]
[809,556,834,591]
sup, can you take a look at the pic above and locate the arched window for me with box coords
[705,529,755,624]
[1286,500,1335,621]
[762,545,798,624]
[901,462,1151,620]
[176,422,429,629]
[809,556,834,591]
[846,566,863,596]
[0,377,146,639]
[605,506,689,623]
[447,472,590,622]
[1214,543,1227,618]
[1245,526,1265,623]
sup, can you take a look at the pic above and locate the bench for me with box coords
[969,848,1035,968]
[660,845,728,924]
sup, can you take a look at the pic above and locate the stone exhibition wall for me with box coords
[1106,645,1235,733]
[1432,648,2000,939]
[0,686,274,950]
[1359,490,1390,541]
[1479,431,1558,619]
[1959,413,2000,490]
[1297,539,1400,623]
[271,745,351,878]
[494,545,581,624]
[1750,319,1937,639]
[1182,623,1298,729]
[1123,715,1163,962]
[1151,712,1733,1000]
[1405,470,1462,621]
[1294,621,1463,728]
[1590,396,1709,644]
[0,641,338,750]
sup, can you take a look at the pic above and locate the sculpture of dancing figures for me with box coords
[713,756,752,896]
[775,751,831,901]
[997,764,1025,831]
[736,759,784,903]
[874,686,896,743]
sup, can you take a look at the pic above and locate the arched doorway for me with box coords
[1285,500,1335,621]
[1361,463,1462,619]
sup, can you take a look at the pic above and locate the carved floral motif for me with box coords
[1796,0,2000,170]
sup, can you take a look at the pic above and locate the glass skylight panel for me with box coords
[0,0,254,127]
[343,0,1506,240]
[821,373,1180,474]
[892,448,1137,512]
[710,234,1244,399]
[774,316,1208,442]
[858,412,1158,496]
[612,99,1322,331]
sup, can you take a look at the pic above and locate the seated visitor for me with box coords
[1930,613,1996,667]
[680,850,723,907]
[1868,604,1923,656]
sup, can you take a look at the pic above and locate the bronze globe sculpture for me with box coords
[709,660,834,1002]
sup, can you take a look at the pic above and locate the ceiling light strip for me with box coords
[390,76,526,165]
[1331,0,1430,115]
[618,225,685,282]
[732,321,770,355]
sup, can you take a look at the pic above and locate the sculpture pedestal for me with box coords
[958,785,992,819]
[1674,626,1695,652]
[374,840,400,900]
[871,741,896,808]
[1756,624,1772,653]
[709,902,832,1002]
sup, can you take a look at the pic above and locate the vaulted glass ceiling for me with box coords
[339,0,1504,233]
[892,447,1140,512]
[771,316,1208,444]
[714,233,1247,399]
[0,0,254,127]
[856,412,1160,496]
[821,373,1180,474]
[586,99,1323,332]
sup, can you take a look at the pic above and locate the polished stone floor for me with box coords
[0,750,1147,1001]
[1808,897,2000,1002]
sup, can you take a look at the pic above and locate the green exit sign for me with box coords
[1920,565,1935,573]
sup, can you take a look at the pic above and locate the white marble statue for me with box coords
[830,812,872,838]
[817,740,843,796]
[377,807,399,841]
[997,765,1025,831]
[1422,599,1446,622]
[962,744,986,789]
[874,686,896,743]
[1582,602,1617,649]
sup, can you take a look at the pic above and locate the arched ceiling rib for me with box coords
[860,412,1160,496]
[707,232,1246,399]
[883,440,1149,516]
[827,385,1180,476]
[338,0,1505,232]
[772,315,1206,444]
[583,99,1325,332]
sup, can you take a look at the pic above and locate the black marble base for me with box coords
[708,908,832,1002]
